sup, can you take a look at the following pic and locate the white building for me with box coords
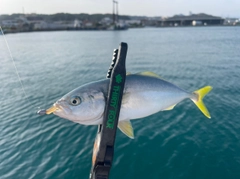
[1,20,19,28]
[74,19,82,28]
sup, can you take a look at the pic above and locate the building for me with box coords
[224,18,240,26]
[125,19,143,27]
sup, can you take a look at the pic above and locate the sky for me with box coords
[1,0,240,18]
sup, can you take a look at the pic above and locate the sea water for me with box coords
[0,27,240,179]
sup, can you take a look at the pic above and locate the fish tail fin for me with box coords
[191,86,212,118]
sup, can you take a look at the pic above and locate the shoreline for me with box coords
[1,25,239,35]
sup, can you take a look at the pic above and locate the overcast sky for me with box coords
[1,0,240,18]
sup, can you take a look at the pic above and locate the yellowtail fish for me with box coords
[46,71,212,139]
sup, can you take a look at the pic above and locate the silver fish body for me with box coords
[50,73,200,125]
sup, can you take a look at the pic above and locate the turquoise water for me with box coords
[0,27,240,179]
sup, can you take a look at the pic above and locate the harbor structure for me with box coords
[111,0,127,30]
[158,13,224,27]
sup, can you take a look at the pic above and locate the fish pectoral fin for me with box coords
[122,93,130,105]
[126,72,131,75]
[163,104,176,111]
[118,120,134,139]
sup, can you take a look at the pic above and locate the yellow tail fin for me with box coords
[192,86,212,118]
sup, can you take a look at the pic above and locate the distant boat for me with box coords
[107,22,128,30]
[114,25,128,30]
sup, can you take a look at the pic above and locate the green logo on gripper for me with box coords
[115,74,122,84]
[106,85,121,129]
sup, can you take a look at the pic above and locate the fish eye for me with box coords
[70,96,81,106]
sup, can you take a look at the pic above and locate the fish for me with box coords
[45,71,212,139]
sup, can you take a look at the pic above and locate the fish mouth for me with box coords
[46,100,71,115]
[46,104,58,114]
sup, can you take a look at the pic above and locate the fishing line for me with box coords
[0,26,33,106]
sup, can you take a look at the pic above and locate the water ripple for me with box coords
[1,27,240,179]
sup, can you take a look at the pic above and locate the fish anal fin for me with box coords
[163,104,176,111]
[137,71,162,79]
[118,120,134,139]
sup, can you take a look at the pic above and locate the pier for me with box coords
[158,13,225,27]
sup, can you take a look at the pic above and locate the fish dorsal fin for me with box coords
[118,120,134,139]
[137,71,162,79]
[163,104,176,111]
